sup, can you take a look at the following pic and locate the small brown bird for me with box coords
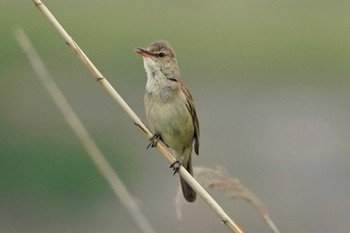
[135,41,200,202]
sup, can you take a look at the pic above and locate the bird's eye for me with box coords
[158,52,165,57]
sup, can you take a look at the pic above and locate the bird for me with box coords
[135,40,200,202]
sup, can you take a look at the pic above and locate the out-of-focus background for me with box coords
[1,0,349,232]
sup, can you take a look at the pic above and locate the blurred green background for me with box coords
[1,0,349,232]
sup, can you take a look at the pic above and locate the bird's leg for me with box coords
[147,133,162,149]
[170,160,183,175]
[147,133,170,149]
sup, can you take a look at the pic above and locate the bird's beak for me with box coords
[135,47,155,58]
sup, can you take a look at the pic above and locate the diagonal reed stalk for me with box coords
[27,1,245,232]
[15,28,157,233]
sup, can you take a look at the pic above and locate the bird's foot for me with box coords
[147,133,161,149]
[170,160,182,175]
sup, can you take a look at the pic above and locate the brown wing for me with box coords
[181,83,200,155]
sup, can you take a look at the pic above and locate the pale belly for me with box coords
[145,95,194,153]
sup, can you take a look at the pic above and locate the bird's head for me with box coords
[135,40,179,77]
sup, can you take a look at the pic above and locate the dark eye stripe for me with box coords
[167,77,178,82]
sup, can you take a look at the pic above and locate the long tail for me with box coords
[179,156,196,202]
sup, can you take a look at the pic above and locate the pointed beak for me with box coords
[135,47,155,58]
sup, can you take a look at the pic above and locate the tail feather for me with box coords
[180,156,196,202]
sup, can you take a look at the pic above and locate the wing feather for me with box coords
[181,83,200,155]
